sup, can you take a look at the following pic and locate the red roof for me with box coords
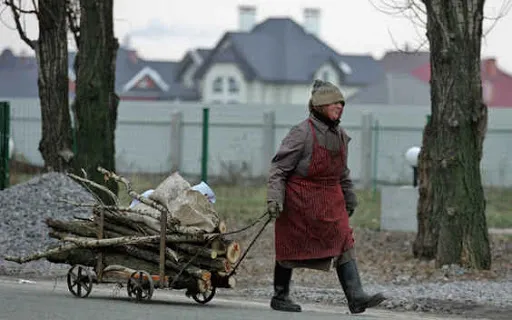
[411,58,512,107]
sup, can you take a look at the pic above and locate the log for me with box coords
[211,272,237,289]
[171,243,218,260]
[210,238,241,264]
[121,245,211,281]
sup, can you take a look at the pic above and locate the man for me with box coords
[266,79,385,314]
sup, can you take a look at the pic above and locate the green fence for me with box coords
[0,101,10,190]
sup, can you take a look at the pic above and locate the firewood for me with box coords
[171,243,218,260]
[212,272,236,289]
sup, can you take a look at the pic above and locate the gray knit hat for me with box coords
[310,79,345,107]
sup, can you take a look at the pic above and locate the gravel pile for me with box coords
[1,173,511,319]
[0,172,95,276]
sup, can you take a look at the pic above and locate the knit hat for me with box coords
[310,79,345,107]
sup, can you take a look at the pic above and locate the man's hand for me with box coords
[267,201,283,219]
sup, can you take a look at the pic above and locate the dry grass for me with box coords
[5,169,512,229]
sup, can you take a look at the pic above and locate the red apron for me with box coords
[275,119,354,261]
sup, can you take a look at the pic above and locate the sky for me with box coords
[0,0,511,73]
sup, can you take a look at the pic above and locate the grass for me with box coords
[6,170,512,229]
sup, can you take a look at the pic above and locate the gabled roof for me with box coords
[123,66,170,92]
[348,72,430,106]
[195,18,384,86]
[175,48,212,81]
[0,47,200,101]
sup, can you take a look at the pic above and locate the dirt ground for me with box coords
[227,223,512,319]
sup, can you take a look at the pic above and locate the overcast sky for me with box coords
[1,0,511,73]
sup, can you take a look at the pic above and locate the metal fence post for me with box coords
[0,101,10,190]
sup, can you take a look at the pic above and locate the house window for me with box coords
[228,77,239,93]
[213,77,223,93]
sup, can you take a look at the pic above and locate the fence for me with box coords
[7,98,512,187]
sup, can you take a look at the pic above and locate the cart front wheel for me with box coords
[67,264,93,298]
[192,286,216,304]
[127,270,154,302]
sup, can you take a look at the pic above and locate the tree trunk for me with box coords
[72,0,119,203]
[414,0,491,269]
[36,0,73,172]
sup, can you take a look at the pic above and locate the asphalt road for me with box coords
[0,277,475,320]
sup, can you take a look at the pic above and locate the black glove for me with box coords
[348,209,355,217]
[267,201,283,219]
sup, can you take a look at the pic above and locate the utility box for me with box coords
[380,185,418,232]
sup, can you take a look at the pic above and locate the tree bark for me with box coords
[35,0,73,171]
[414,0,491,269]
[72,0,119,204]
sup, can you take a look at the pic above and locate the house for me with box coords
[0,46,199,101]
[348,72,430,105]
[1,6,385,104]
[411,58,512,107]
[351,50,512,107]
[192,6,384,105]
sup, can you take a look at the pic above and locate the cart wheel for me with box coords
[127,270,154,302]
[67,264,93,298]
[192,286,216,304]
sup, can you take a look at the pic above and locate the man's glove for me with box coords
[267,201,283,219]
[348,209,355,217]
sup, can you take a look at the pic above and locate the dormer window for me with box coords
[213,77,223,93]
[228,77,239,93]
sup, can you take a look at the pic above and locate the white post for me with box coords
[360,112,373,189]
[262,111,276,176]
[170,111,183,173]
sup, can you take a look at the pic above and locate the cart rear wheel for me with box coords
[67,264,93,298]
[192,286,216,304]
[127,270,154,302]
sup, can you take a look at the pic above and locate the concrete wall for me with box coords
[7,98,512,186]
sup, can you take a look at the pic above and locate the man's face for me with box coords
[323,102,344,121]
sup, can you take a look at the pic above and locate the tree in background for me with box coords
[68,0,119,203]
[4,0,73,171]
[374,0,506,269]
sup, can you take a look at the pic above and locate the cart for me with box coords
[65,210,271,304]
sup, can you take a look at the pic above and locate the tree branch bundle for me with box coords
[4,168,240,292]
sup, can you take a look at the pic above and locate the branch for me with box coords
[67,172,119,206]
[4,0,35,49]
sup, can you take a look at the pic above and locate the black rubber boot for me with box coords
[270,263,302,312]
[336,260,386,314]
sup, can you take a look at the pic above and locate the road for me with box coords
[0,277,480,320]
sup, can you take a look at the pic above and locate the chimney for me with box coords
[303,8,321,36]
[484,58,497,77]
[238,5,256,32]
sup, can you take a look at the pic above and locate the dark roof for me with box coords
[175,48,212,82]
[0,47,199,100]
[379,50,430,74]
[348,72,430,105]
[195,18,384,86]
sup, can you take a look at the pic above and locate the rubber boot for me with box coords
[336,260,386,314]
[270,263,302,312]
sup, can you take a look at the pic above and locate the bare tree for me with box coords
[374,0,508,269]
[4,0,73,171]
[68,0,119,204]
